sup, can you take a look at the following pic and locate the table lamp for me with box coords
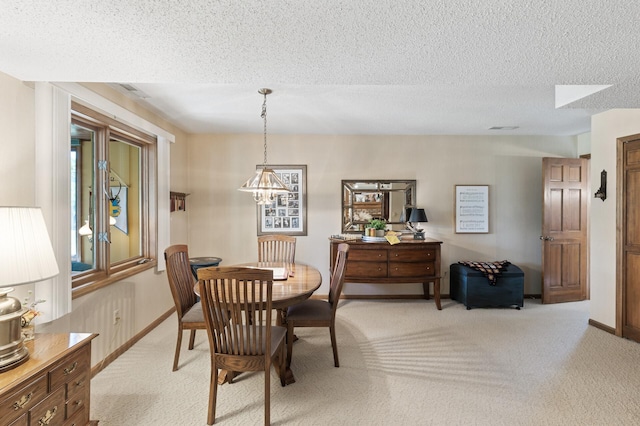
[0,207,59,372]
[408,208,428,240]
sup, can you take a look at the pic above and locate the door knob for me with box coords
[539,236,554,241]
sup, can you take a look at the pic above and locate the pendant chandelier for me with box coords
[238,88,291,204]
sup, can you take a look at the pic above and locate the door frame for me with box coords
[616,134,640,337]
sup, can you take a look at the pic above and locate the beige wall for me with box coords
[589,110,640,328]
[186,133,578,297]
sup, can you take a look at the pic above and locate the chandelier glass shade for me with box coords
[238,88,291,204]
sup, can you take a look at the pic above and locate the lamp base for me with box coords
[0,339,29,372]
[0,288,30,372]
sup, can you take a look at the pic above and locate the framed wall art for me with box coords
[454,185,489,233]
[257,165,307,236]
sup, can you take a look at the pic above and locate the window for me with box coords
[71,102,156,288]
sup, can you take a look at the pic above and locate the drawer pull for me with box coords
[64,361,78,375]
[13,391,33,410]
[38,405,58,425]
[75,379,85,387]
[73,398,84,407]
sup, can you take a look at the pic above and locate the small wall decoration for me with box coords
[110,186,128,234]
[455,185,489,233]
[257,165,307,236]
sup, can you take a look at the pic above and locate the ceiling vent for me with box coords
[489,126,519,130]
[115,83,150,99]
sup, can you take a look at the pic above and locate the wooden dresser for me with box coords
[329,238,443,309]
[0,333,97,426]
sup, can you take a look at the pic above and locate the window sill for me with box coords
[72,260,158,299]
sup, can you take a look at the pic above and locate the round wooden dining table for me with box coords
[195,262,322,385]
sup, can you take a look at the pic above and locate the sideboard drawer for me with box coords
[346,261,387,278]
[349,249,387,262]
[0,374,47,423]
[348,249,388,261]
[389,249,436,262]
[389,261,435,278]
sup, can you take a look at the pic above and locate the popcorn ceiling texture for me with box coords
[1,1,639,135]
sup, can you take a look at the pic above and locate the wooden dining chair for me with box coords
[164,244,206,371]
[257,235,296,263]
[198,266,287,426]
[285,243,349,367]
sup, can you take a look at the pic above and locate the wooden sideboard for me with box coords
[0,333,98,426]
[329,238,443,309]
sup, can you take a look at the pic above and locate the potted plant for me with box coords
[367,218,387,237]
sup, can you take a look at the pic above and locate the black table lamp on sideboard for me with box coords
[408,208,428,240]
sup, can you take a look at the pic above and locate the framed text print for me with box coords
[455,185,489,233]
[257,165,307,236]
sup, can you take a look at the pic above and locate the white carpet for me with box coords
[91,299,640,425]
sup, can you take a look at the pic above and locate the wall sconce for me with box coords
[594,169,607,201]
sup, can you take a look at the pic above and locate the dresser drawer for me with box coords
[0,374,47,423]
[346,261,387,278]
[389,249,436,262]
[7,413,27,426]
[348,249,388,261]
[49,346,90,392]
[64,406,88,426]
[389,261,436,278]
[29,386,65,426]
[65,371,89,402]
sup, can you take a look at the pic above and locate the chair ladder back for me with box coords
[257,235,296,263]
[165,245,198,316]
[199,267,274,357]
[328,243,349,308]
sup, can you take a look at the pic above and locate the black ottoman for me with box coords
[450,263,524,310]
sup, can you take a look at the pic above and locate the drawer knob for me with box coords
[13,391,33,410]
[64,361,78,375]
[38,405,58,425]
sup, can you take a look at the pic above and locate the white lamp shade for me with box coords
[0,207,60,286]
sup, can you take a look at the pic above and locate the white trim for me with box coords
[34,83,72,322]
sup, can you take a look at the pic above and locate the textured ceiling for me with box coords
[1,1,640,135]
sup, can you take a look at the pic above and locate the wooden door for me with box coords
[541,158,589,304]
[622,138,640,341]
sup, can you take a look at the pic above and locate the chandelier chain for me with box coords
[261,91,268,166]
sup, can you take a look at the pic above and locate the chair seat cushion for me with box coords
[286,299,332,321]
[183,301,204,323]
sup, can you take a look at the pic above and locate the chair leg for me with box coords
[208,364,218,425]
[173,324,183,371]
[330,324,339,367]
[279,341,286,387]
[286,322,295,368]
[188,329,197,350]
[264,360,270,426]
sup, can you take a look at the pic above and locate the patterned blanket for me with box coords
[458,260,511,286]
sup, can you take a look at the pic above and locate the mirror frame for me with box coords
[342,179,416,233]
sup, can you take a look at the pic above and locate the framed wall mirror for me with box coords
[342,180,416,233]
